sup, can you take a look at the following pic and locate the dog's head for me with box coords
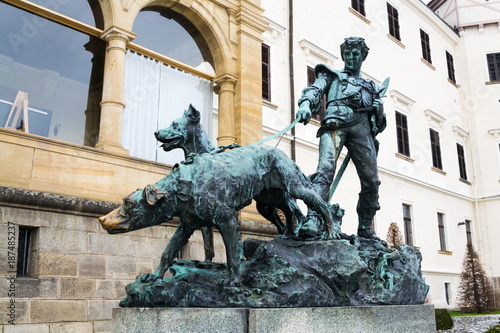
[155,104,201,152]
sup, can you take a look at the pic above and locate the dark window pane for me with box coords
[420,29,432,63]
[446,51,456,83]
[17,227,33,276]
[262,44,271,101]
[352,0,366,16]
[307,66,326,121]
[430,129,442,169]
[465,220,472,244]
[402,204,413,246]
[457,143,467,180]
[487,53,500,82]
[395,111,410,156]
[387,3,400,41]
[438,213,447,251]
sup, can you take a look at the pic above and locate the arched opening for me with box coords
[122,6,216,165]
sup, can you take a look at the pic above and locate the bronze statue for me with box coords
[99,144,335,284]
[296,37,387,239]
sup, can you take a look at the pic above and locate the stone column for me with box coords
[96,27,136,154]
[214,74,238,146]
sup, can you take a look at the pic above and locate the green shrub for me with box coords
[484,325,500,333]
[435,309,453,330]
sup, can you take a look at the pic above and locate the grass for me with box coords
[448,310,500,317]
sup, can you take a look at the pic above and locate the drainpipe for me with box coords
[289,0,296,161]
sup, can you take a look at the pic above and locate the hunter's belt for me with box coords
[320,113,368,131]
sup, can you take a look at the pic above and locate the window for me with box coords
[351,0,366,16]
[420,29,432,64]
[486,53,500,82]
[307,66,326,121]
[456,143,468,180]
[0,2,104,146]
[438,212,447,251]
[17,226,34,276]
[395,111,410,157]
[402,204,413,246]
[122,9,214,165]
[387,3,401,41]
[444,282,451,305]
[446,51,456,83]
[430,129,443,170]
[465,220,472,244]
[262,44,271,101]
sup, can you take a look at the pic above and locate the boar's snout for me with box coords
[98,209,130,234]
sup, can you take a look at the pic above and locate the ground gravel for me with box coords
[438,314,500,333]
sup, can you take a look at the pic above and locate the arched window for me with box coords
[123,8,215,165]
[0,1,104,147]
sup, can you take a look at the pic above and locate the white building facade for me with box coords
[260,0,500,309]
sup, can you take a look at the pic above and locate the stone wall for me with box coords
[0,187,276,332]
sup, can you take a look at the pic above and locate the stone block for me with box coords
[4,324,49,333]
[30,300,87,323]
[249,305,436,333]
[88,300,117,321]
[0,250,16,275]
[111,305,436,333]
[78,254,106,278]
[51,214,99,233]
[37,228,87,253]
[30,251,77,276]
[49,321,93,333]
[60,278,96,299]
[135,260,152,277]
[111,308,248,333]
[2,208,52,229]
[107,257,136,279]
[114,280,131,300]
[93,319,113,332]
[0,299,29,324]
[4,277,58,299]
[96,280,115,299]
[88,234,119,255]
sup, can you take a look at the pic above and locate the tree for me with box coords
[386,222,404,249]
[456,243,495,312]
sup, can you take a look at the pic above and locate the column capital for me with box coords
[214,73,238,87]
[100,26,137,44]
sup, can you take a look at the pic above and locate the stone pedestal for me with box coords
[111,305,436,333]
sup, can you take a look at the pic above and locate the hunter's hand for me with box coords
[296,102,312,125]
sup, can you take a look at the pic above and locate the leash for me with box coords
[250,114,302,146]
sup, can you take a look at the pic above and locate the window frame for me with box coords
[17,226,35,277]
[456,143,468,181]
[465,220,472,244]
[402,203,413,246]
[307,66,326,122]
[387,3,401,41]
[446,51,456,83]
[395,111,411,157]
[420,29,432,64]
[444,282,451,305]
[486,52,500,82]
[351,0,366,16]
[437,212,447,251]
[262,43,271,101]
[430,128,443,170]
